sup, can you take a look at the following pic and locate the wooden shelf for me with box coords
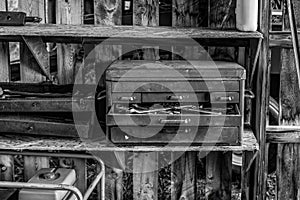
[0,24,263,44]
[0,128,258,152]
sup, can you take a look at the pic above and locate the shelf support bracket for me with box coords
[22,36,52,81]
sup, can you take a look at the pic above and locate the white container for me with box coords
[236,0,258,32]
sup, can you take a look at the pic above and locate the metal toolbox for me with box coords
[106,60,245,145]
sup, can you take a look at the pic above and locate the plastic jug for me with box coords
[236,0,258,31]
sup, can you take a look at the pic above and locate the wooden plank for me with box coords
[172,0,201,27]
[0,25,263,41]
[56,0,83,85]
[132,0,159,60]
[241,151,254,200]
[133,152,158,200]
[93,1,123,199]
[24,156,49,181]
[133,0,158,26]
[94,0,121,25]
[19,0,46,83]
[0,128,258,152]
[276,2,300,198]
[0,0,14,182]
[171,152,196,200]
[209,0,236,62]
[255,0,270,199]
[18,0,50,182]
[206,152,232,200]
[73,158,87,194]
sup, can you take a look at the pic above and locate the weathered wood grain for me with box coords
[255,0,270,199]
[0,25,263,40]
[0,128,258,152]
[73,158,87,194]
[275,2,300,199]
[24,156,49,181]
[133,0,158,26]
[133,152,158,200]
[19,0,46,83]
[93,1,123,199]
[0,0,13,182]
[209,0,236,62]
[172,0,201,27]
[56,0,84,84]
[206,152,232,200]
[95,0,121,25]
[171,152,196,200]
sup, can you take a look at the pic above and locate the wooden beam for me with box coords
[255,0,270,199]
[22,36,51,81]
[0,25,263,40]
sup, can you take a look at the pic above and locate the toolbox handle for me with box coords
[167,95,184,100]
[159,119,190,124]
[118,96,135,101]
[215,96,234,102]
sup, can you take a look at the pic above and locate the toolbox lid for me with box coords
[106,60,246,81]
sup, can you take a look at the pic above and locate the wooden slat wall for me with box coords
[93,0,124,199]
[276,1,300,199]
[19,0,46,83]
[18,0,50,181]
[209,0,236,62]
[56,0,83,84]
[55,0,87,194]
[171,152,197,200]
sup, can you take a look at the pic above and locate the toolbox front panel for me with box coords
[111,80,240,92]
[110,126,240,145]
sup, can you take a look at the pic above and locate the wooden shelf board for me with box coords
[0,128,258,152]
[0,24,263,42]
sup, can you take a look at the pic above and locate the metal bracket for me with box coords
[22,36,52,81]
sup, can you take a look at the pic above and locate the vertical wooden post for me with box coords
[206,152,232,200]
[133,152,158,200]
[171,152,197,200]
[73,158,87,194]
[255,0,270,199]
[56,0,83,84]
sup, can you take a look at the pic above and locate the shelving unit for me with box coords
[0,0,267,199]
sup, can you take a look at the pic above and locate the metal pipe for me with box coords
[83,158,105,200]
[0,151,105,200]
[0,182,83,200]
